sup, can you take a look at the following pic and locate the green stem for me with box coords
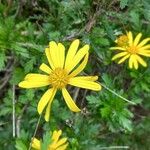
[101,83,136,105]
[98,146,129,149]
[28,114,42,150]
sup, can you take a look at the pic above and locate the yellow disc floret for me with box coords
[49,68,70,88]
[127,46,138,54]
[116,35,129,47]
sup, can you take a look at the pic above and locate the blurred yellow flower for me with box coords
[19,39,101,121]
[32,130,68,150]
[111,31,150,69]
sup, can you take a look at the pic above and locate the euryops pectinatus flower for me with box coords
[19,39,101,121]
[111,31,150,69]
[32,130,68,150]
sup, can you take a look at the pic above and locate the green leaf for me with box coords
[120,0,129,9]
[86,95,100,107]
[15,139,27,150]
[98,38,110,46]
[100,106,111,118]
[10,67,25,84]
[24,57,36,73]
[26,89,35,101]
[41,131,52,150]
[12,44,29,58]
[0,107,11,116]
[101,73,112,87]
[129,10,141,30]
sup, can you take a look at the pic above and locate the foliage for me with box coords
[0,0,150,150]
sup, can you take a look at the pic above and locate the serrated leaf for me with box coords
[24,57,36,73]
[26,89,35,101]
[0,107,11,116]
[41,131,52,150]
[120,0,129,9]
[101,73,112,86]
[119,115,132,131]
[15,139,27,150]
[86,95,100,106]
[129,11,141,30]
[12,44,29,58]
[98,38,110,46]
[100,106,111,118]
[10,67,25,84]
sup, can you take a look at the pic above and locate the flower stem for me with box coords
[98,146,129,149]
[12,84,16,137]
[101,83,136,105]
[28,114,42,150]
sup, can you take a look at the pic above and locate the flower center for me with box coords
[127,46,138,54]
[116,35,128,47]
[49,68,70,88]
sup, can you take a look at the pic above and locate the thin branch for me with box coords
[12,84,16,137]
[101,83,136,105]
[0,73,11,90]
[0,60,14,91]
[73,88,80,103]
[28,114,42,150]
[62,28,85,41]
[98,146,129,149]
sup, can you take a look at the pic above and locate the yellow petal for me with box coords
[138,51,150,57]
[127,31,133,46]
[49,41,60,68]
[58,43,65,68]
[112,52,128,61]
[129,55,134,69]
[138,49,150,57]
[118,54,130,64]
[69,77,101,91]
[70,76,98,82]
[56,143,68,150]
[55,138,67,148]
[138,45,150,51]
[137,38,150,48]
[135,55,147,67]
[37,88,56,114]
[18,80,50,88]
[45,47,55,70]
[32,138,40,149]
[44,102,52,122]
[24,73,50,82]
[69,53,88,77]
[62,88,81,112]
[110,47,126,51]
[44,88,57,122]
[52,130,62,143]
[133,55,138,69]
[67,45,89,73]
[65,39,80,71]
[39,63,52,74]
[134,33,142,46]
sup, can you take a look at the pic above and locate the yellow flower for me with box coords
[19,39,101,121]
[32,130,68,150]
[111,31,150,69]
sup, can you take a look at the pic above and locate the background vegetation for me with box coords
[0,0,150,149]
